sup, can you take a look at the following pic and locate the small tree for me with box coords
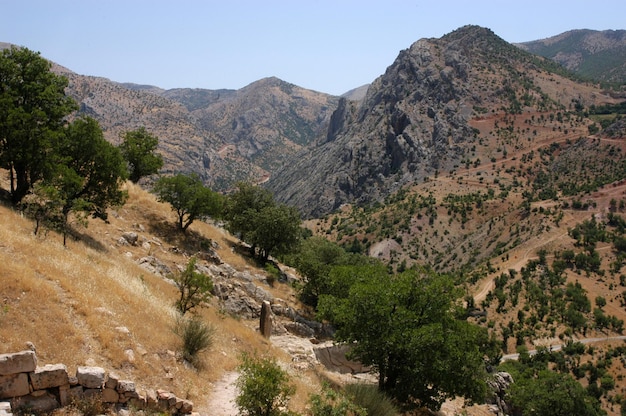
[173,257,213,315]
[31,116,128,245]
[236,353,294,416]
[153,173,223,233]
[118,127,163,183]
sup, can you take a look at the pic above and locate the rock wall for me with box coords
[0,350,192,415]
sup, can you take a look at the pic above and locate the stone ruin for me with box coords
[0,350,192,415]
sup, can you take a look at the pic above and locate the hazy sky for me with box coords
[2,0,625,95]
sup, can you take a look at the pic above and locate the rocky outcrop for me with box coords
[267,26,531,217]
[0,351,192,415]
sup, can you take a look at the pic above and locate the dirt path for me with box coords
[501,336,626,361]
[205,371,239,416]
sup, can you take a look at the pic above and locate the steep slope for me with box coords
[268,25,614,218]
[517,29,626,85]
[64,74,338,190]
[158,77,339,175]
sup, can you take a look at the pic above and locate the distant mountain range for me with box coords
[517,29,626,84]
[2,26,625,202]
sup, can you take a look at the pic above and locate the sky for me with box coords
[2,0,625,96]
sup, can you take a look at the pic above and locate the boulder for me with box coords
[0,373,30,400]
[30,364,69,390]
[0,351,36,376]
[76,366,105,389]
[121,232,139,245]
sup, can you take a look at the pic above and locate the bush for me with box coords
[235,353,294,416]
[309,383,366,416]
[174,316,214,366]
[344,383,399,416]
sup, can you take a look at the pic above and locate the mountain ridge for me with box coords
[267,25,619,217]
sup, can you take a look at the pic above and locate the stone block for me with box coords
[76,366,105,389]
[102,388,119,403]
[104,372,119,390]
[68,386,83,402]
[116,380,135,394]
[145,389,157,408]
[30,364,69,390]
[0,373,30,399]
[129,396,147,410]
[0,352,36,376]
[181,399,193,414]
[11,392,58,413]
[58,384,70,407]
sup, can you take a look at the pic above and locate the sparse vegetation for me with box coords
[174,316,215,367]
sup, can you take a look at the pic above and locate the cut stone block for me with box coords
[0,352,36,376]
[0,373,30,400]
[30,364,69,390]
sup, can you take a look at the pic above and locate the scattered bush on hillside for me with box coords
[173,257,213,315]
[174,316,215,367]
[309,383,366,416]
[344,383,399,416]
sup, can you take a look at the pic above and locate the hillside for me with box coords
[3,42,340,191]
[517,29,626,85]
[0,179,347,415]
[268,25,620,218]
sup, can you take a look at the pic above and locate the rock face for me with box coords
[66,73,337,190]
[268,25,613,218]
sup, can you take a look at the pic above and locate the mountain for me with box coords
[517,29,626,85]
[267,25,618,218]
[2,42,340,191]
[72,76,337,190]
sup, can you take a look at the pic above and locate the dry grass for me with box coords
[0,180,321,413]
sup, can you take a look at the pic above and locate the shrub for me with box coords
[235,353,294,416]
[174,316,215,366]
[344,383,398,416]
[309,383,366,416]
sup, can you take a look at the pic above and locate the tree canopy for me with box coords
[224,182,302,261]
[118,127,163,183]
[0,46,78,204]
[34,116,128,244]
[318,266,494,411]
[153,173,223,232]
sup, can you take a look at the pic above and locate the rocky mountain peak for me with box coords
[267,25,611,218]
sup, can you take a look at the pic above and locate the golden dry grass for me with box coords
[0,180,320,413]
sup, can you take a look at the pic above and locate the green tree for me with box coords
[247,204,301,261]
[118,127,163,183]
[173,257,213,315]
[0,46,77,204]
[224,182,301,261]
[224,182,274,243]
[235,353,294,416]
[33,116,128,245]
[318,268,492,410]
[507,368,604,416]
[153,173,223,233]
